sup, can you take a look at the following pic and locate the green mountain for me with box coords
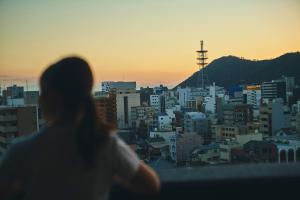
[176,52,300,88]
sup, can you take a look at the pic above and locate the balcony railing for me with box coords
[110,163,300,200]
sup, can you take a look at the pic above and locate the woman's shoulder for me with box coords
[1,126,48,162]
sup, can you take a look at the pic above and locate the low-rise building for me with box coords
[0,105,40,155]
[190,143,220,165]
[231,141,278,163]
[170,133,203,165]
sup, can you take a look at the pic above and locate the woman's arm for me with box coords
[115,162,161,194]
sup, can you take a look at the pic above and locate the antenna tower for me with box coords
[196,40,208,89]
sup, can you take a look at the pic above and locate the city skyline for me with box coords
[1,0,300,87]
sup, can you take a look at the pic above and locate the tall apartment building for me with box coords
[259,98,290,136]
[2,85,25,106]
[150,94,160,113]
[243,85,261,108]
[139,87,154,106]
[94,92,117,126]
[261,81,286,104]
[0,105,39,155]
[116,89,140,129]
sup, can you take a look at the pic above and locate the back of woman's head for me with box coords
[40,56,111,165]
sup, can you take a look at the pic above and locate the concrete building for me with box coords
[261,80,286,104]
[0,105,40,155]
[139,87,154,106]
[131,105,155,129]
[212,124,246,141]
[170,133,203,165]
[243,85,261,117]
[153,84,168,95]
[184,112,209,139]
[236,132,263,145]
[94,92,117,126]
[219,140,241,162]
[223,104,253,125]
[150,95,160,113]
[296,113,300,133]
[270,130,300,163]
[157,114,174,131]
[164,91,179,110]
[190,143,220,165]
[147,136,169,159]
[3,85,24,99]
[231,141,278,163]
[177,87,209,108]
[150,130,176,144]
[116,89,140,129]
[260,98,291,136]
[24,91,39,105]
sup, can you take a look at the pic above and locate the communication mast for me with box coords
[196,40,208,89]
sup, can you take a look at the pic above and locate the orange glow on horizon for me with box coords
[0,0,299,88]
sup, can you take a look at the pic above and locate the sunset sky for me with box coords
[0,0,299,89]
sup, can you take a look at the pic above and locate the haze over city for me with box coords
[1,0,300,87]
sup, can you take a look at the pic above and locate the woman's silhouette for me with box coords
[0,57,160,200]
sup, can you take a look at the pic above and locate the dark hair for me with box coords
[40,56,111,165]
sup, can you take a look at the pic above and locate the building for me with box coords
[170,133,203,165]
[296,113,300,133]
[223,104,253,125]
[131,105,155,130]
[0,105,40,155]
[94,92,117,126]
[2,85,24,106]
[261,80,286,104]
[212,124,248,141]
[101,81,136,92]
[177,86,210,109]
[219,140,241,162]
[203,83,218,114]
[190,143,220,165]
[24,91,39,105]
[269,129,300,163]
[157,113,174,131]
[153,84,168,95]
[236,132,263,145]
[184,112,209,140]
[231,141,278,163]
[150,94,160,113]
[139,87,154,106]
[243,85,261,117]
[150,130,176,143]
[164,91,179,110]
[116,89,140,129]
[3,85,24,98]
[147,136,169,159]
[259,98,291,136]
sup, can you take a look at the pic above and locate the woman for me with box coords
[0,57,160,200]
